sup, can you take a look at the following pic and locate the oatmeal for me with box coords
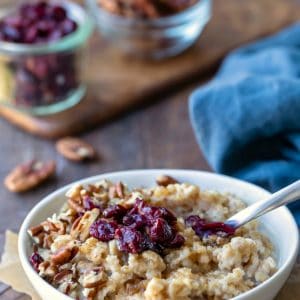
[28,176,277,299]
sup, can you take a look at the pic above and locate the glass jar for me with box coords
[0,1,93,115]
[86,0,211,60]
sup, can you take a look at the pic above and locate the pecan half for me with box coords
[82,268,107,288]
[70,208,100,241]
[51,246,78,265]
[28,224,44,237]
[156,175,178,187]
[4,160,56,192]
[56,137,96,162]
[68,198,85,214]
[39,261,58,278]
[53,269,73,284]
[159,0,198,12]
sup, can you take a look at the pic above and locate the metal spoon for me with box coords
[225,180,300,229]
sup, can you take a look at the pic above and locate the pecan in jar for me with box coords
[97,0,198,18]
[156,175,178,187]
[4,160,56,192]
[56,137,97,162]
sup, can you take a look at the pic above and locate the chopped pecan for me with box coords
[116,182,125,198]
[39,261,58,278]
[82,268,107,288]
[28,224,44,237]
[53,269,73,284]
[56,137,96,162]
[109,182,125,199]
[108,185,117,198]
[51,246,78,265]
[156,175,178,187]
[4,160,56,192]
[68,198,84,214]
[158,0,198,12]
[70,209,100,241]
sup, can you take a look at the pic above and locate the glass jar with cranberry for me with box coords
[0,0,93,115]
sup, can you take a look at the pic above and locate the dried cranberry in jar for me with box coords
[0,1,80,108]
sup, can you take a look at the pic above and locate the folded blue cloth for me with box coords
[189,23,300,223]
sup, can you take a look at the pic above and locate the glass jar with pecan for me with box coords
[0,0,93,115]
[86,0,211,59]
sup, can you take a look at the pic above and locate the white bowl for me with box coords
[18,170,299,300]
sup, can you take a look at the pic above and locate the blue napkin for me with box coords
[189,23,300,223]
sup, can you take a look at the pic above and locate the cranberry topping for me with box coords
[30,251,44,272]
[149,218,175,244]
[115,227,145,254]
[90,219,118,242]
[90,199,185,254]
[103,204,128,220]
[0,1,77,44]
[185,215,235,238]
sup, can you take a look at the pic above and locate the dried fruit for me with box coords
[149,218,174,244]
[185,215,236,238]
[156,175,178,187]
[115,227,145,254]
[92,198,185,254]
[56,137,96,162]
[30,251,44,272]
[4,160,56,192]
[0,2,79,108]
[89,219,118,242]
[0,2,77,44]
[103,204,127,220]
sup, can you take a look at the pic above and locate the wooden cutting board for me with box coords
[1,0,300,139]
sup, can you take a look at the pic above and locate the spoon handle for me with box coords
[225,180,300,229]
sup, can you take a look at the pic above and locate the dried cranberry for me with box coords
[60,19,77,36]
[153,207,177,225]
[115,227,145,254]
[103,204,128,220]
[30,252,43,272]
[185,215,235,238]
[185,215,205,228]
[149,218,174,243]
[52,6,67,22]
[123,213,147,229]
[0,2,77,44]
[168,233,185,248]
[90,219,118,242]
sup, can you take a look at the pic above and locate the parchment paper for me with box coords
[0,231,41,300]
[0,230,299,300]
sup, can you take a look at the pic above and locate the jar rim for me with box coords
[86,0,211,28]
[0,0,94,55]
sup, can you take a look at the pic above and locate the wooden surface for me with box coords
[1,0,300,138]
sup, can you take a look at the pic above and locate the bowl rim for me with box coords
[18,169,299,300]
[86,0,211,28]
